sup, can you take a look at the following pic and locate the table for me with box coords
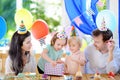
[50,74,120,80]
[1,73,120,80]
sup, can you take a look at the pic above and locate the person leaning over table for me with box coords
[5,21,36,75]
[37,31,68,74]
[84,24,120,74]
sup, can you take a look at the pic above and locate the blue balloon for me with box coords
[0,16,7,40]
[96,10,117,32]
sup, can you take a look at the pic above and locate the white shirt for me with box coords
[5,54,36,75]
[84,44,120,74]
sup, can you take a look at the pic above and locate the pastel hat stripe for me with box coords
[18,20,27,34]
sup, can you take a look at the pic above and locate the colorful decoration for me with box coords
[96,10,117,32]
[64,0,98,35]
[0,39,9,47]
[14,8,33,29]
[65,26,84,38]
[0,16,7,40]
[64,26,72,38]
[98,17,108,31]
[71,26,76,36]
[97,0,104,7]
[108,72,115,78]
[57,31,67,39]
[17,21,27,34]
[31,19,49,40]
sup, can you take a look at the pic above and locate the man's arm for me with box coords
[106,46,120,73]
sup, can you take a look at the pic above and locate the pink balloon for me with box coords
[64,26,72,38]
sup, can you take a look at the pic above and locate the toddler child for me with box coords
[37,32,68,74]
[64,36,86,75]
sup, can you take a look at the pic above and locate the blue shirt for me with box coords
[37,45,63,71]
[84,44,120,74]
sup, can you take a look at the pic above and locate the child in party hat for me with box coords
[37,31,68,74]
[64,26,86,76]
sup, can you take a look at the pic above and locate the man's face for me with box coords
[93,34,106,51]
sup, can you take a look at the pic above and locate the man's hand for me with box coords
[107,39,115,62]
[107,39,115,53]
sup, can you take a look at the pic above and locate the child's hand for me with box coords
[64,64,69,75]
[51,61,57,67]
[80,60,86,66]
[79,57,86,66]
[56,59,64,63]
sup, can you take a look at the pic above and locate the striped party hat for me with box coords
[99,17,107,31]
[71,26,76,36]
[18,20,27,34]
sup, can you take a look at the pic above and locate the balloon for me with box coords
[31,19,49,40]
[64,26,72,38]
[14,8,33,29]
[80,39,87,51]
[96,10,117,32]
[0,16,7,40]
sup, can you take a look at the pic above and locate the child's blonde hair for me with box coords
[68,36,82,48]
[51,32,68,46]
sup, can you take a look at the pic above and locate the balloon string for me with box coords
[39,38,45,46]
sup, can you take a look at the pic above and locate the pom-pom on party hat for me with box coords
[18,20,27,34]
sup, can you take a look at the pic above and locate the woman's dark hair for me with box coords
[92,28,113,42]
[9,31,30,75]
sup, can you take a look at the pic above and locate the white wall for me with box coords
[109,0,118,45]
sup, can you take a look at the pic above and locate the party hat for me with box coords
[71,26,76,36]
[101,17,106,27]
[18,20,27,34]
[99,17,107,31]
[57,31,67,39]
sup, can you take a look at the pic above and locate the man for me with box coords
[84,27,120,74]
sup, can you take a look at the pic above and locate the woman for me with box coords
[5,21,36,75]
